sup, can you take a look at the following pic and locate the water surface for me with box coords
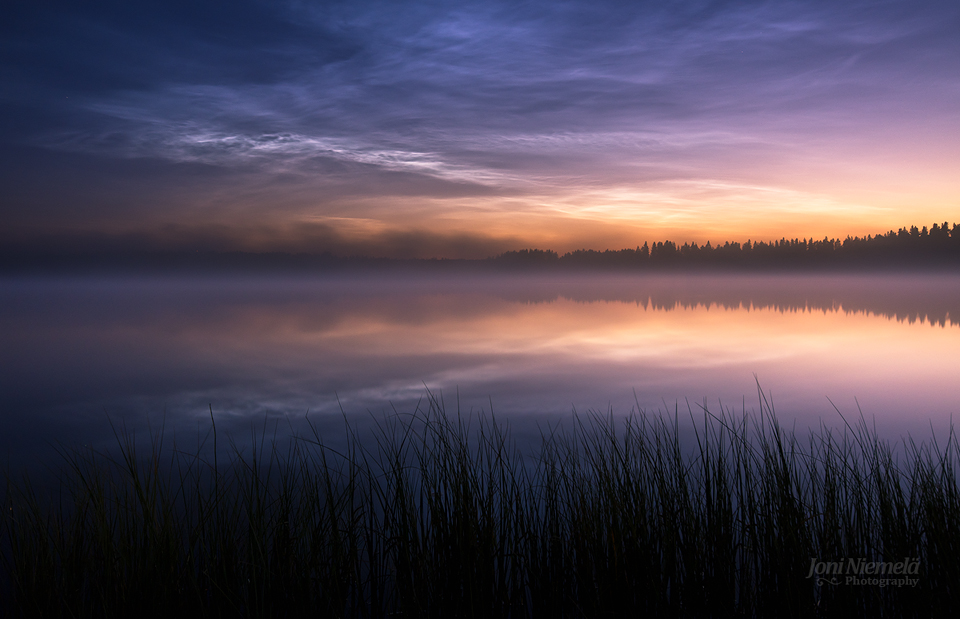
[2,272,959,468]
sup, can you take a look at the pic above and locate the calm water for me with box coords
[2,272,959,468]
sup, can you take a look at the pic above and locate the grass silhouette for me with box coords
[3,392,958,617]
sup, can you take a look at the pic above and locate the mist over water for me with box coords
[2,272,959,471]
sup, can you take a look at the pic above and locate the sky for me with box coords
[2,0,959,258]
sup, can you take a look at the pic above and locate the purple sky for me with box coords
[2,0,958,257]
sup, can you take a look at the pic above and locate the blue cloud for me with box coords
[2,0,958,250]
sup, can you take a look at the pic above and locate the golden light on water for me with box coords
[11,276,949,426]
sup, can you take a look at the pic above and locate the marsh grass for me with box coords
[2,393,958,618]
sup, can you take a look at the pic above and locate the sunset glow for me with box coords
[2,1,958,257]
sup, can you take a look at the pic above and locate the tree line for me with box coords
[493,222,960,270]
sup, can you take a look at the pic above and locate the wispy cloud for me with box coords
[3,0,958,254]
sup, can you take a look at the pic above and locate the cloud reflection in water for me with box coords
[2,272,958,468]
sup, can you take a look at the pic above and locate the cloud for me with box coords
[0,218,529,260]
[2,0,959,254]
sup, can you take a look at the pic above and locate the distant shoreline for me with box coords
[4,222,958,274]
[2,250,959,275]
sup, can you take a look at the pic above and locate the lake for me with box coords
[2,271,959,470]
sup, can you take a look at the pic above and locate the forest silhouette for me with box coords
[494,222,960,270]
[3,222,959,272]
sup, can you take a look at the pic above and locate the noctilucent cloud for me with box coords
[2,0,958,258]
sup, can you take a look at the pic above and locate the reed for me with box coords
[2,394,958,618]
